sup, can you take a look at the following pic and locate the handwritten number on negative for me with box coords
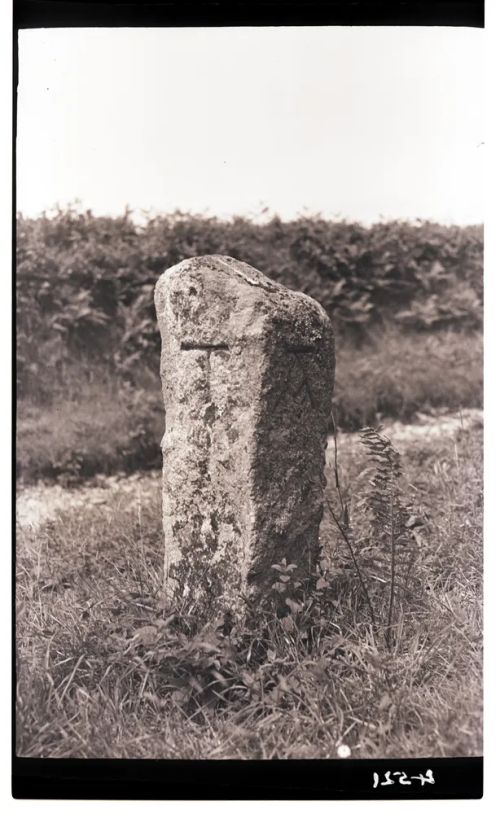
[373,769,435,788]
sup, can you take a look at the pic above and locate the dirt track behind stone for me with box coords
[16,409,482,533]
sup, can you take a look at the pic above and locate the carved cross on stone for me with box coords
[180,341,230,398]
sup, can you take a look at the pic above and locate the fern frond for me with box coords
[359,426,417,648]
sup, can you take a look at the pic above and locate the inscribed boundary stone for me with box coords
[154,255,335,615]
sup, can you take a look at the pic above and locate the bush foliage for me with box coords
[17,208,482,399]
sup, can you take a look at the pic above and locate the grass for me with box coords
[16,327,483,484]
[16,421,482,759]
[16,375,164,484]
[334,327,483,429]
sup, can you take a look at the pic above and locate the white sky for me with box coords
[17,26,483,224]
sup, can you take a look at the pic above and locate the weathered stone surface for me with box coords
[154,255,335,615]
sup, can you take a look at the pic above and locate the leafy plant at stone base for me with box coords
[129,556,402,719]
[89,545,344,719]
[99,598,320,717]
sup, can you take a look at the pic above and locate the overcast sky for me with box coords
[17,26,483,224]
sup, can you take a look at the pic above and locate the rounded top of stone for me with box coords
[155,255,333,347]
[160,254,287,295]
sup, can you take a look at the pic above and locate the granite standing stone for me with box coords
[154,255,335,614]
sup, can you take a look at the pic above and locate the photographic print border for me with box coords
[12,0,484,801]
